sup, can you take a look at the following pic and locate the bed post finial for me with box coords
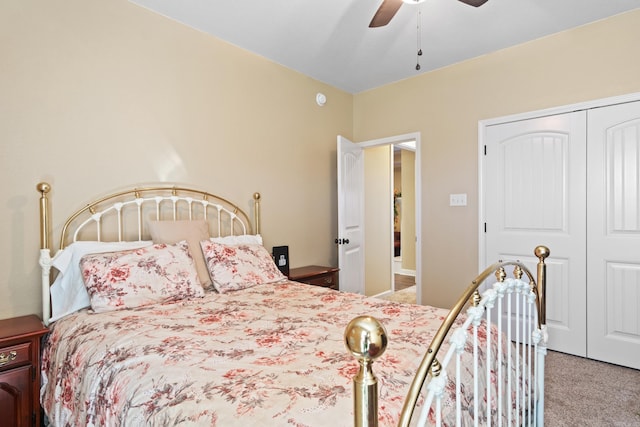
[345,316,388,427]
[534,245,550,326]
[37,182,51,250]
[253,192,261,235]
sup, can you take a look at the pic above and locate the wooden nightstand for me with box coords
[0,315,48,427]
[289,265,339,290]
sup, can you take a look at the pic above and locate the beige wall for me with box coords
[3,2,640,320]
[394,157,402,232]
[364,145,392,295]
[354,9,640,308]
[400,150,416,271]
[0,1,353,319]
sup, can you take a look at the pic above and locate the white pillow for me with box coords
[49,240,153,322]
[209,234,263,246]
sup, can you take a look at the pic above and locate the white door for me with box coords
[337,135,365,294]
[483,111,588,356]
[586,101,640,369]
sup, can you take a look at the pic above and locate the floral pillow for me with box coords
[80,241,204,313]
[49,240,153,322]
[200,240,287,294]
[147,220,211,288]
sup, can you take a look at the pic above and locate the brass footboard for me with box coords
[346,246,549,426]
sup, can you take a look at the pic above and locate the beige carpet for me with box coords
[378,285,416,304]
[545,350,640,426]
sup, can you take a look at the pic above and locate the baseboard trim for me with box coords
[373,290,394,299]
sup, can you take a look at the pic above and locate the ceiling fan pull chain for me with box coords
[415,7,422,71]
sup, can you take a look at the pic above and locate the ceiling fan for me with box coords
[369,0,489,27]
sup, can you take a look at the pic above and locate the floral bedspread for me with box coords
[41,282,498,426]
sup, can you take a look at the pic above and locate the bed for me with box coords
[36,182,548,426]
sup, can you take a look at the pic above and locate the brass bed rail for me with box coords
[37,183,260,251]
[346,246,549,426]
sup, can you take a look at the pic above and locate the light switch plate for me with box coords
[450,193,467,206]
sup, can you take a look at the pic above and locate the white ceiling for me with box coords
[129,0,640,94]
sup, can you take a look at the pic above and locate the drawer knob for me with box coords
[0,351,17,366]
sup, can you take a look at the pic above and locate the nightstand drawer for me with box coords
[0,342,31,370]
[289,265,339,291]
[0,315,48,427]
[305,272,338,289]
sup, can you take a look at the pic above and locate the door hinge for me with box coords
[484,145,487,156]
[484,222,487,233]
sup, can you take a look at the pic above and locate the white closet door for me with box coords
[587,101,640,369]
[484,111,587,356]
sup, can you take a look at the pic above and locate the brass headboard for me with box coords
[37,182,261,324]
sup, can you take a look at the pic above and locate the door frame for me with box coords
[358,132,422,303]
[478,91,640,268]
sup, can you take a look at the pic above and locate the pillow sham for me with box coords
[147,220,211,288]
[200,240,286,294]
[49,240,153,322]
[80,241,204,313]
[209,234,263,246]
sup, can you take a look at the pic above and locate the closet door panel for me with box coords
[587,101,640,369]
[484,111,587,356]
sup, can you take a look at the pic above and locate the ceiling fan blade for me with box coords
[458,0,489,6]
[369,0,404,28]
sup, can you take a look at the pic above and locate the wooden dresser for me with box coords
[0,315,48,427]
[288,265,339,290]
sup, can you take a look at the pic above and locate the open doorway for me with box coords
[392,142,416,292]
[337,133,421,301]
[338,132,420,302]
